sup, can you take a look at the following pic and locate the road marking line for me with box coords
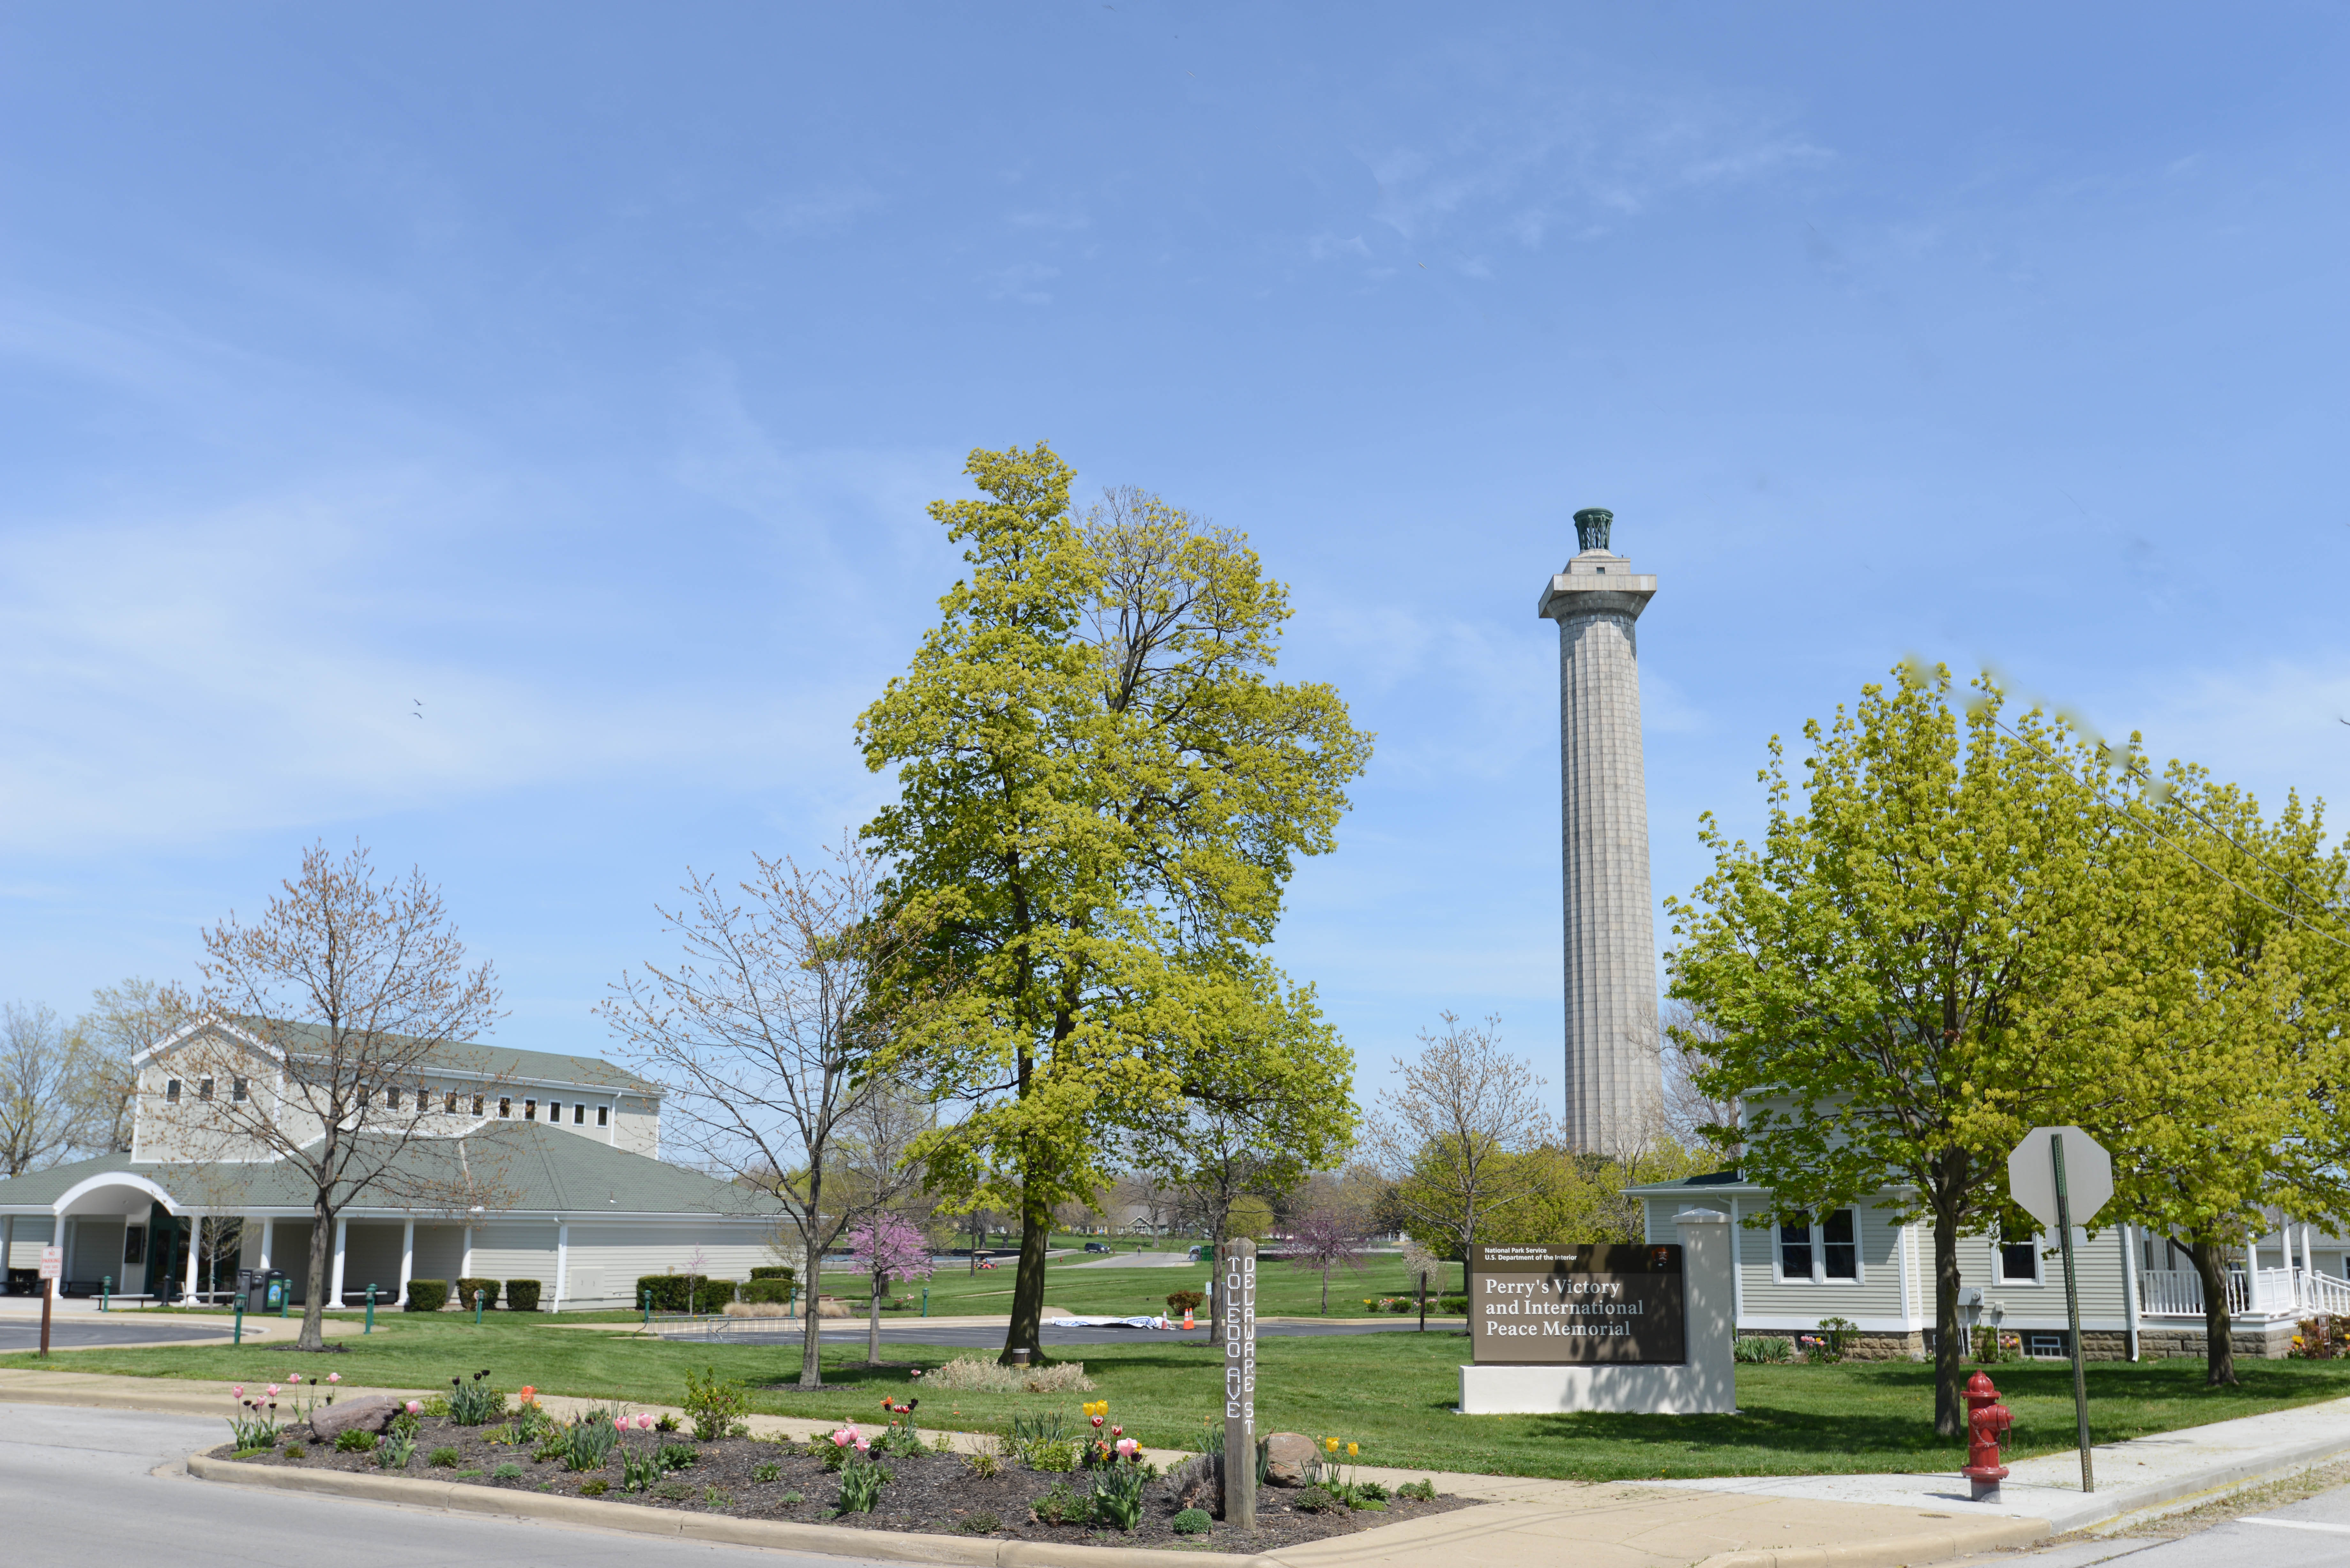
[2240,1516,2350,1535]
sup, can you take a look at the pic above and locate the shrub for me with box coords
[1734,1336,1793,1363]
[406,1278,450,1313]
[455,1278,500,1312]
[636,1274,735,1314]
[924,1355,1095,1393]
[780,1490,805,1505]
[579,1478,610,1497]
[1172,1508,1212,1535]
[738,1278,794,1306]
[428,1447,460,1468]
[1292,1484,1336,1513]
[492,1461,524,1481]
[504,1279,542,1313]
[959,1512,1002,1534]
[1165,1289,1205,1314]
[1396,1479,1437,1501]
[281,1443,305,1460]
[1026,1439,1077,1472]
[749,1265,798,1282]
[1356,1480,1390,1501]
[1437,1294,1468,1315]
[683,1365,751,1441]
[656,1481,694,1501]
[964,1450,1000,1478]
[335,1429,378,1453]
[753,1462,781,1483]
[656,1442,699,1472]
[703,1484,729,1507]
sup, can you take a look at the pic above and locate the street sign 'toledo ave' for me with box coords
[2006,1126,2113,1233]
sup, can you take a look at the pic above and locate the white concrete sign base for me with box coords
[1458,1210,1736,1416]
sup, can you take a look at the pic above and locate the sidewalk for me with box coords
[1646,1394,2350,1536]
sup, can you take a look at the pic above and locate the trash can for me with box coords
[262,1270,288,1312]
[238,1268,259,1312]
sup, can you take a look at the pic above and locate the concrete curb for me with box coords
[2063,1427,2350,1533]
[1692,1519,2051,1568]
[185,1451,1298,1567]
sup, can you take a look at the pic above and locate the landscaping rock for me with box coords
[306,1395,400,1440]
[1263,1430,1318,1486]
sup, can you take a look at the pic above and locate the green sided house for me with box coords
[0,1017,781,1309]
[1626,1169,2350,1362]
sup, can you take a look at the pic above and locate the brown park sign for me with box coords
[1467,1243,1686,1365]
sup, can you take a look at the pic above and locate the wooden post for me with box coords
[1218,1238,1257,1527]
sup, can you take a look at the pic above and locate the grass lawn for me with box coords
[11,1308,2350,1481]
[864,1257,1454,1319]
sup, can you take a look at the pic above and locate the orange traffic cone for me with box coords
[1183,1307,1194,1331]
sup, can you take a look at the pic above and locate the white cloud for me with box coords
[984,261,1061,304]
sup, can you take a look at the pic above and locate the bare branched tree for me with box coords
[1363,1012,1558,1261]
[1285,1206,1369,1315]
[72,978,185,1155]
[1,1003,88,1176]
[176,841,507,1349]
[602,837,924,1388]
[1659,998,1741,1155]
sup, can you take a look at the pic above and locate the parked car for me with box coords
[1083,1242,1111,1254]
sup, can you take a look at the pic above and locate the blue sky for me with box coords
[4,4,2348,1115]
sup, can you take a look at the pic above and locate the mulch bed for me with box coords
[205,1415,1467,1550]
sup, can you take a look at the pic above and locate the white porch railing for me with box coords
[2138,1266,2350,1319]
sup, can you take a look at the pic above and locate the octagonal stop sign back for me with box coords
[2005,1126,2114,1233]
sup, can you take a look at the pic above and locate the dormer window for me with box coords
[597,1106,609,1127]
[198,1078,215,1101]
[444,1090,458,1113]
[548,1101,562,1124]
[473,1094,485,1116]
[573,1104,585,1126]
[524,1099,537,1121]
[232,1077,248,1102]
[498,1097,512,1118]
[166,1079,182,1104]
[386,1087,402,1111]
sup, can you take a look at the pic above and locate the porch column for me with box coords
[258,1218,273,1271]
[181,1211,204,1304]
[1,1215,12,1283]
[2120,1225,2141,1361]
[460,1225,474,1280]
[398,1220,415,1307]
[554,1222,569,1312]
[329,1218,348,1308]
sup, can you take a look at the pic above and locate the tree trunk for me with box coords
[1932,1205,1963,1437]
[2186,1237,2239,1387]
[800,1228,824,1387]
[1321,1262,1330,1315]
[299,1196,333,1351]
[1002,1184,1050,1364]
[868,1267,884,1364]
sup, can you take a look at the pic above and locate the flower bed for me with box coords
[203,1380,1464,1550]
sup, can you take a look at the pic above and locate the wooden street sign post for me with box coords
[1219,1238,1257,1528]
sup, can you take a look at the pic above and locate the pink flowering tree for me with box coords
[847,1212,934,1364]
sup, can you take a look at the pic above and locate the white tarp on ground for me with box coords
[1040,1314,1174,1329]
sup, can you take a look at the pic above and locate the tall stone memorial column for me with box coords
[1538,508,1664,1155]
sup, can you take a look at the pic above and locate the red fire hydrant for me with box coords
[1960,1371,2013,1502]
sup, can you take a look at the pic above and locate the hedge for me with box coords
[406,1278,450,1313]
[504,1279,542,1313]
[636,1274,735,1313]
[739,1278,793,1305]
[455,1277,500,1311]
[748,1265,798,1283]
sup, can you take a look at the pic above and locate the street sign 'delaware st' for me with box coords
[2006,1126,2113,1234]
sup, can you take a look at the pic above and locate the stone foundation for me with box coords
[1736,1330,1925,1361]
[2135,1320,2295,1361]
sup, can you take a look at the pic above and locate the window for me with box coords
[524,1098,537,1120]
[547,1101,561,1124]
[2026,1332,2065,1357]
[1998,1234,2040,1284]
[573,1104,585,1126]
[166,1079,181,1103]
[231,1077,248,1102]
[198,1077,215,1101]
[596,1105,609,1127]
[123,1226,146,1264]
[498,1097,511,1118]
[444,1090,458,1113]
[1778,1215,1814,1279]
[1778,1210,1862,1283]
[471,1094,485,1117]
[1822,1209,1859,1279]
[387,1087,402,1111]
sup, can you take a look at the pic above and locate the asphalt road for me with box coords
[1990,1488,2350,1568]
[0,1403,891,1568]
[0,1317,229,1352]
[665,1319,1462,1349]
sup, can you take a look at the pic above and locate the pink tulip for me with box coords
[406,1401,422,1415]
[636,1414,655,1430]
[231,1384,244,1398]
[1115,1438,1139,1459]
[327,1373,341,1384]
[287,1374,302,1385]
[265,1384,281,1397]
[614,1418,628,1432]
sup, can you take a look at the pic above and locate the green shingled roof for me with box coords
[160,1018,660,1096]
[0,1126,776,1218]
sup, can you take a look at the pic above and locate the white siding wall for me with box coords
[562,1222,776,1309]
[413,1225,465,1285]
[343,1223,405,1300]
[612,1097,660,1158]
[7,1216,57,1268]
[466,1222,561,1292]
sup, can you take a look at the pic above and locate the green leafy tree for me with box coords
[1667,665,2113,1436]
[858,447,1371,1361]
[2045,763,2350,1386]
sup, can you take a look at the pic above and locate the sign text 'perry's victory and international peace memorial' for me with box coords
[1467,1243,1686,1365]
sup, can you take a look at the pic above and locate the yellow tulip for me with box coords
[1348,1443,1359,1457]
[1325,1437,1339,1452]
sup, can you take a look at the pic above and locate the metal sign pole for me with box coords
[2051,1133,2094,1494]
